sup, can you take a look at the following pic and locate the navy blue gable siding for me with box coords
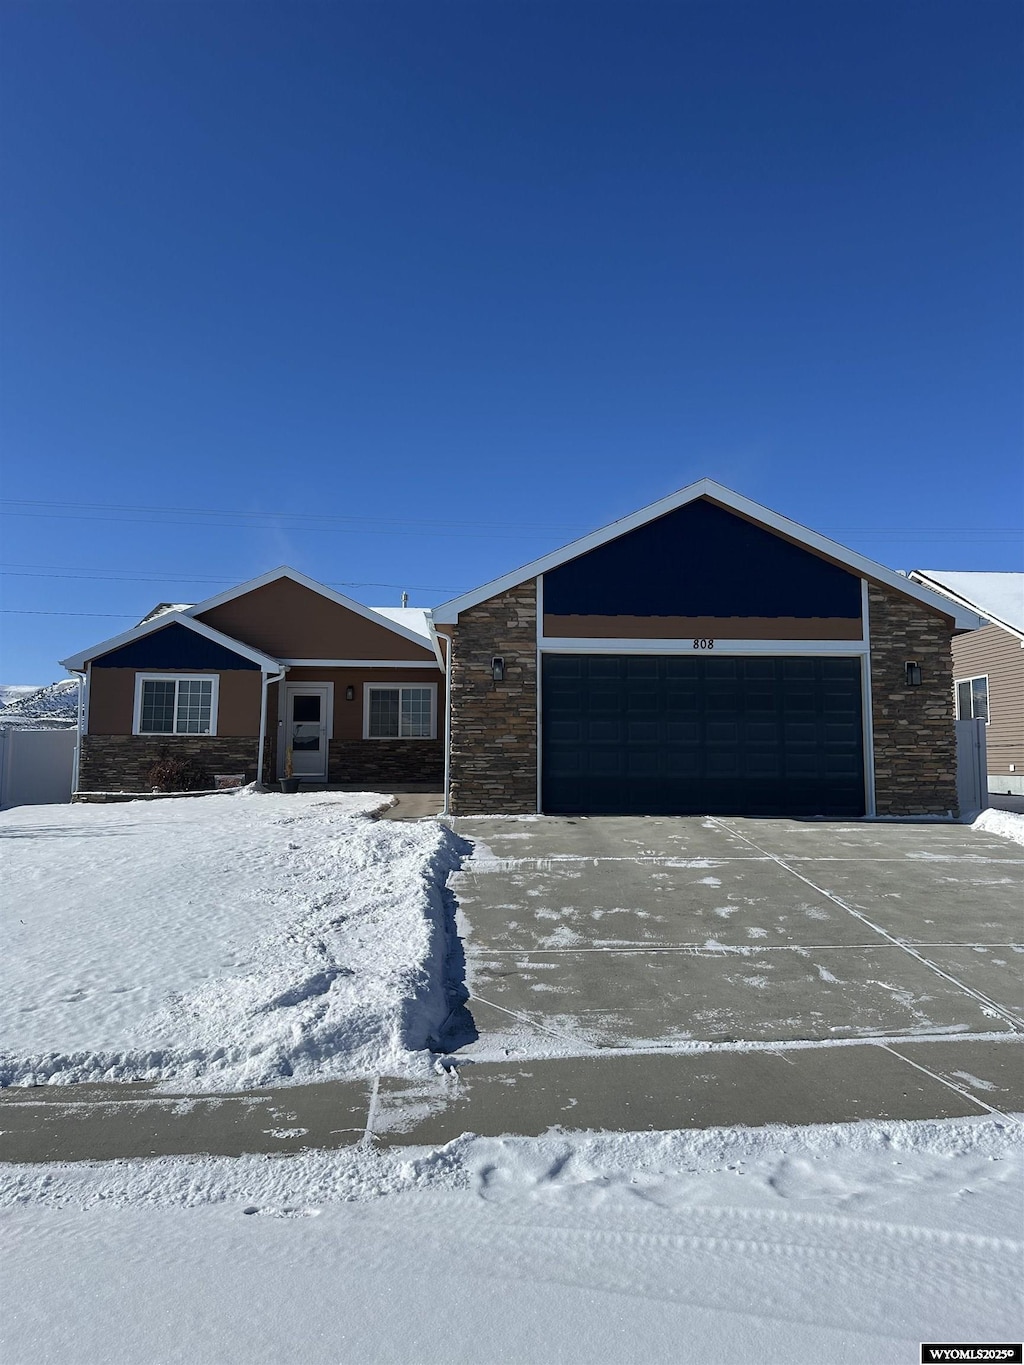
[543,499,861,620]
[93,623,261,670]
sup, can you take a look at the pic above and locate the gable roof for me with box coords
[369,606,434,644]
[432,479,985,631]
[139,602,194,625]
[60,612,281,673]
[908,570,1024,642]
[185,566,439,657]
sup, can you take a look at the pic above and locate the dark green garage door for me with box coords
[542,655,865,817]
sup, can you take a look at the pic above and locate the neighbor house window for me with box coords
[955,675,989,724]
[134,675,219,735]
[364,684,436,739]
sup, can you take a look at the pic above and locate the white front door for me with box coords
[283,685,330,780]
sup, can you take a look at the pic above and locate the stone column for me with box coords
[448,580,538,814]
[868,582,958,815]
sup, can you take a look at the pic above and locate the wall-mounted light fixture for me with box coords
[491,656,505,683]
[905,662,922,687]
[345,685,355,701]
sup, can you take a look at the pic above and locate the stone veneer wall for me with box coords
[327,739,443,786]
[78,735,260,792]
[448,580,538,814]
[868,582,957,815]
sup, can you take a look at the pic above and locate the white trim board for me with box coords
[184,566,438,655]
[433,479,985,631]
[538,638,871,655]
[60,612,281,673]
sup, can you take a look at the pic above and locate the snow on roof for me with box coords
[139,602,195,625]
[910,571,1024,638]
[369,607,433,644]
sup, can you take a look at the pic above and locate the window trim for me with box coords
[363,682,438,740]
[133,673,220,737]
[955,673,990,725]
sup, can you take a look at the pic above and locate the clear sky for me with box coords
[1,0,1021,682]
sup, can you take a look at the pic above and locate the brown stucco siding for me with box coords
[868,583,957,815]
[952,624,1024,778]
[282,665,442,741]
[448,580,538,815]
[87,668,262,736]
[78,735,260,792]
[87,668,136,735]
[542,614,863,640]
[196,578,435,662]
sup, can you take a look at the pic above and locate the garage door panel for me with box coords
[666,720,699,743]
[542,654,865,816]
[663,751,700,777]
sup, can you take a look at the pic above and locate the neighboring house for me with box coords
[907,571,1024,798]
[433,480,982,818]
[61,482,983,816]
[60,568,445,792]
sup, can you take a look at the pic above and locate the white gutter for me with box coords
[68,668,85,794]
[258,666,288,786]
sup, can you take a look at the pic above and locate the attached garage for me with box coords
[435,480,983,819]
[542,654,864,817]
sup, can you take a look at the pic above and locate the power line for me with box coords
[0,567,470,592]
[1,609,139,619]
[0,509,569,541]
[0,498,586,537]
[1,506,1018,545]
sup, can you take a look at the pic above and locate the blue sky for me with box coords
[1,0,1021,682]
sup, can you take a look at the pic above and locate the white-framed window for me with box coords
[133,674,219,736]
[955,675,989,724]
[363,683,437,739]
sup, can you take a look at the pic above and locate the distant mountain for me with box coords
[0,680,79,730]
[0,686,42,709]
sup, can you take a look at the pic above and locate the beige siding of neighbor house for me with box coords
[952,624,1024,779]
[87,668,262,736]
[196,578,435,662]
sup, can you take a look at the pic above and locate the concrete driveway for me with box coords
[446,814,1024,1054]
[4,814,1021,1161]
[361,813,1024,1144]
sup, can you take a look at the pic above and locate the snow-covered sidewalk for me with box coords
[1,1115,1020,1364]
[1,792,462,1089]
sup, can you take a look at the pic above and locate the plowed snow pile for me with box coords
[1,792,460,1088]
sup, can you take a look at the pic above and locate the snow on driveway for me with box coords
[1,1116,1020,1364]
[1,792,462,1089]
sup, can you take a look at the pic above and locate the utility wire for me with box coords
[1,500,1018,541]
[0,567,469,592]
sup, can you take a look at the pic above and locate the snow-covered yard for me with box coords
[0,793,461,1089]
[1,1115,1020,1364]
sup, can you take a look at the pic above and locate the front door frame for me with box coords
[278,682,334,781]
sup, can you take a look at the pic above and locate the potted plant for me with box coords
[279,747,300,794]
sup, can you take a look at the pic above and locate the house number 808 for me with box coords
[693,638,715,649]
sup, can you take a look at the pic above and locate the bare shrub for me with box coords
[146,752,207,792]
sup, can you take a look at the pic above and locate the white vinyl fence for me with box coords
[0,729,77,810]
[955,717,989,818]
